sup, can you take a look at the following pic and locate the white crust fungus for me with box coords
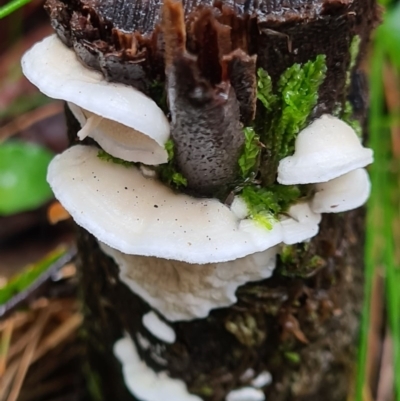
[280,202,322,245]
[101,242,278,321]
[225,387,265,401]
[142,312,176,343]
[277,115,373,185]
[114,335,203,401]
[22,35,169,164]
[311,168,371,213]
[47,145,283,264]
[230,196,249,220]
[251,371,272,388]
[67,103,168,165]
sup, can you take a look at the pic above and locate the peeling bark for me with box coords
[56,0,380,400]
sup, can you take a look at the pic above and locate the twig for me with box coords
[34,313,82,361]
[0,319,14,376]
[0,312,30,332]
[6,309,49,401]
[376,330,394,401]
[0,102,63,143]
[382,63,400,157]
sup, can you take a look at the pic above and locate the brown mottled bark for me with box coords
[57,0,379,400]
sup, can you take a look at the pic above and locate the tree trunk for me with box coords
[50,0,378,400]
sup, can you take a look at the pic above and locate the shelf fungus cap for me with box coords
[311,168,371,213]
[279,202,322,245]
[68,103,168,165]
[277,115,373,185]
[47,145,284,264]
[22,35,169,164]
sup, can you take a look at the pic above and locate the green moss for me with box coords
[225,313,265,347]
[164,139,175,160]
[278,243,327,278]
[148,80,168,113]
[256,69,277,111]
[157,139,187,189]
[257,55,327,160]
[83,363,104,401]
[346,35,361,88]
[335,36,362,136]
[195,386,214,397]
[342,101,362,137]
[284,351,301,364]
[97,150,134,168]
[238,127,261,178]
[240,185,301,229]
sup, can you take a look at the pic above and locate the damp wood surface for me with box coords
[55,0,380,399]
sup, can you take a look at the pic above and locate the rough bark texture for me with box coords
[56,0,379,400]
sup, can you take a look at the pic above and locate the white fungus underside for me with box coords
[48,145,285,263]
[251,372,273,388]
[311,168,371,213]
[68,103,168,165]
[225,387,265,401]
[101,242,278,321]
[142,312,176,343]
[279,202,321,245]
[114,336,202,401]
[22,35,170,148]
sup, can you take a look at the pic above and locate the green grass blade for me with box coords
[384,162,400,400]
[355,44,385,401]
[0,0,31,19]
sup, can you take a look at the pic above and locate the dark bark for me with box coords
[56,0,379,400]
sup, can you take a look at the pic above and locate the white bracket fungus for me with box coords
[225,387,265,401]
[114,335,202,401]
[277,114,373,185]
[101,242,278,321]
[137,333,151,350]
[230,196,250,220]
[142,312,176,343]
[68,103,168,165]
[311,168,371,213]
[22,35,169,165]
[47,145,283,264]
[279,203,322,245]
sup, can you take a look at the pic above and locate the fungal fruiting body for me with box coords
[100,242,278,321]
[22,35,170,165]
[142,312,176,343]
[277,114,373,185]
[114,335,203,401]
[22,0,375,399]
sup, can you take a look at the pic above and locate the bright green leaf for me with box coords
[0,140,54,215]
